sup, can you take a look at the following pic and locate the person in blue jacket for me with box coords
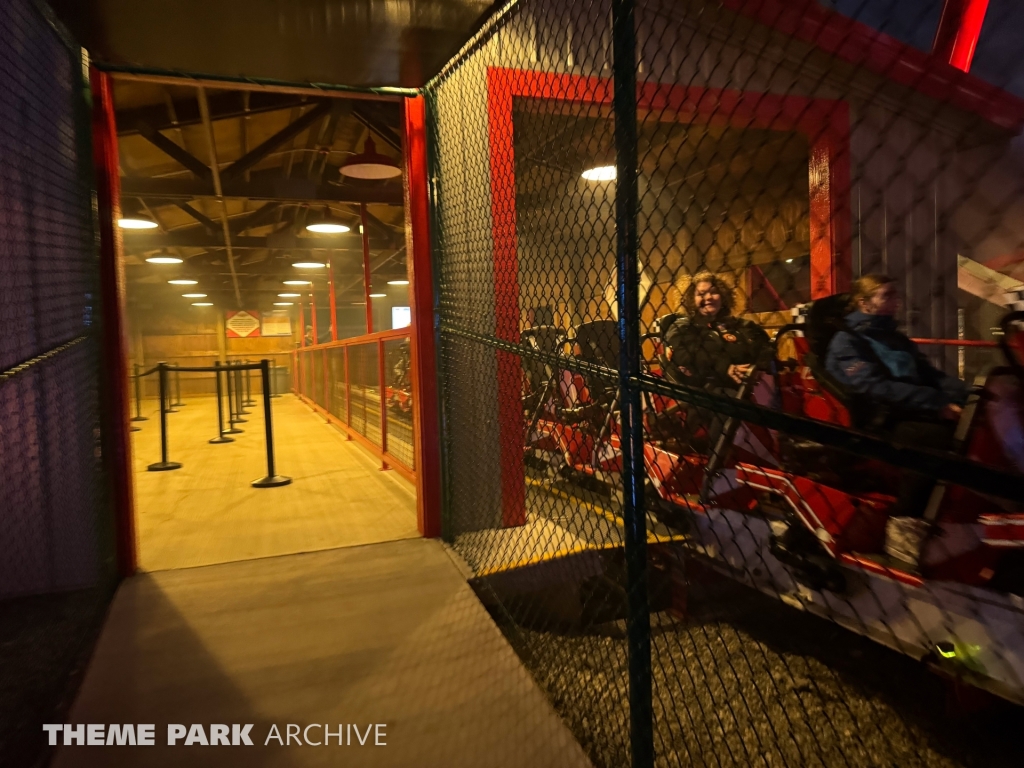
[826,274,968,521]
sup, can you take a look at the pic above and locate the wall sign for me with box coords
[261,310,293,337]
[226,310,261,338]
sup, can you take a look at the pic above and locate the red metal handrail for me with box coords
[911,338,998,347]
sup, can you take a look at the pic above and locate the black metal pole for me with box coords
[243,358,255,406]
[234,367,249,419]
[612,0,653,763]
[252,359,291,487]
[209,361,234,444]
[224,359,243,434]
[171,364,185,407]
[270,359,281,397]
[131,363,147,422]
[147,363,181,471]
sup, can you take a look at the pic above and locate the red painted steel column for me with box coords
[378,338,389,470]
[485,71,527,527]
[310,286,319,344]
[91,69,137,577]
[403,95,442,537]
[933,0,990,72]
[344,345,352,439]
[327,258,338,341]
[361,204,374,334]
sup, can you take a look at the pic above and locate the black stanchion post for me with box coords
[233,367,249,420]
[270,359,281,398]
[252,359,291,488]
[148,363,182,471]
[131,363,147,422]
[243,359,255,406]
[171,364,185,408]
[224,360,244,434]
[209,361,234,444]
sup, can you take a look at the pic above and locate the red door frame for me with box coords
[404,96,442,538]
[486,66,851,527]
[91,69,138,576]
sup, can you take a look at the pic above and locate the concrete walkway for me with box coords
[130,395,419,571]
[53,539,592,767]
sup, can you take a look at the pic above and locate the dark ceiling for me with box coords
[51,0,497,89]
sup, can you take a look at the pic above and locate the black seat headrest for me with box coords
[573,320,620,368]
[805,293,852,362]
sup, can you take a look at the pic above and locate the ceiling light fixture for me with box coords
[369,293,386,298]
[340,136,402,179]
[352,301,366,305]
[292,261,326,269]
[191,302,213,307]
[182,293,207,298]
[581,165,616,182]
[274,302,294,306]
[278,293,301,298]
[283,280,311,286]
[387,280,409,285]
[118,213,158,229]
[146,255,183,264]
[168,279,198,285]
[306,207,351,234]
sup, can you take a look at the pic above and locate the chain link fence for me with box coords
[0,0,117,764]
[426,0,1024,765]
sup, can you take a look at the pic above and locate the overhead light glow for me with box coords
[340,137,402,179]
[146,256,183,264]
[182,293,207,298]
[387,280,409,285]
[274,302,294,306]
[191,302,213,307]
[168,279,198,285]
[352,301,366,305]
[283,280,311,285]
[278,293,301,298]
[581,165,616,182]
[118,216,158,229]
[305,223,350,234]
[369,293,386,298]
[785,259,794,264]
[292,261,326,269]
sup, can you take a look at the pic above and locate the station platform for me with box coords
[129,394,419,571]
[52,538,592,767]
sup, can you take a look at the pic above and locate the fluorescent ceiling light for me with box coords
[292,262,326,269]
[352,301,366,305]
[369,293,386,298]
[191,302,213,307]
[182,293,207,298]
[306,223,350,233]
[118,215,158,229]
[168,279,198,285]
[283,280,311,285]
[387,280,409,285]
[145,255,183,264]
[278,293,301,298]
[581,165,616,181]
[274,302,294,306]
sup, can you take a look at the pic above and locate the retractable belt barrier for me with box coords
[133,360,291,488]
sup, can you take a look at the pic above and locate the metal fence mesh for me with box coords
[0,0,115,764]
[427,0,1024,766]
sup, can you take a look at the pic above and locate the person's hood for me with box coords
[845,310,898,333]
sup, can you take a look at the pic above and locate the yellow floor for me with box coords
[130,394,419,571]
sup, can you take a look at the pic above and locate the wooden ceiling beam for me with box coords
[120,175,403,205]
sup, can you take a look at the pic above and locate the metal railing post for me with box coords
[244,358,255,406]
[235,367,250,417]
[378,339,389,470]
[131,362,148,422]
[224,359,243,434]
[612,0,654,762]
[252,359,292,488]
[171,364,185,408]
[209,361,234,444]
[147,363,182,471]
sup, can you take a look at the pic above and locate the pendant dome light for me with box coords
[340,137,401,180]
[305,207,351,234]
[118,211,158,229]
